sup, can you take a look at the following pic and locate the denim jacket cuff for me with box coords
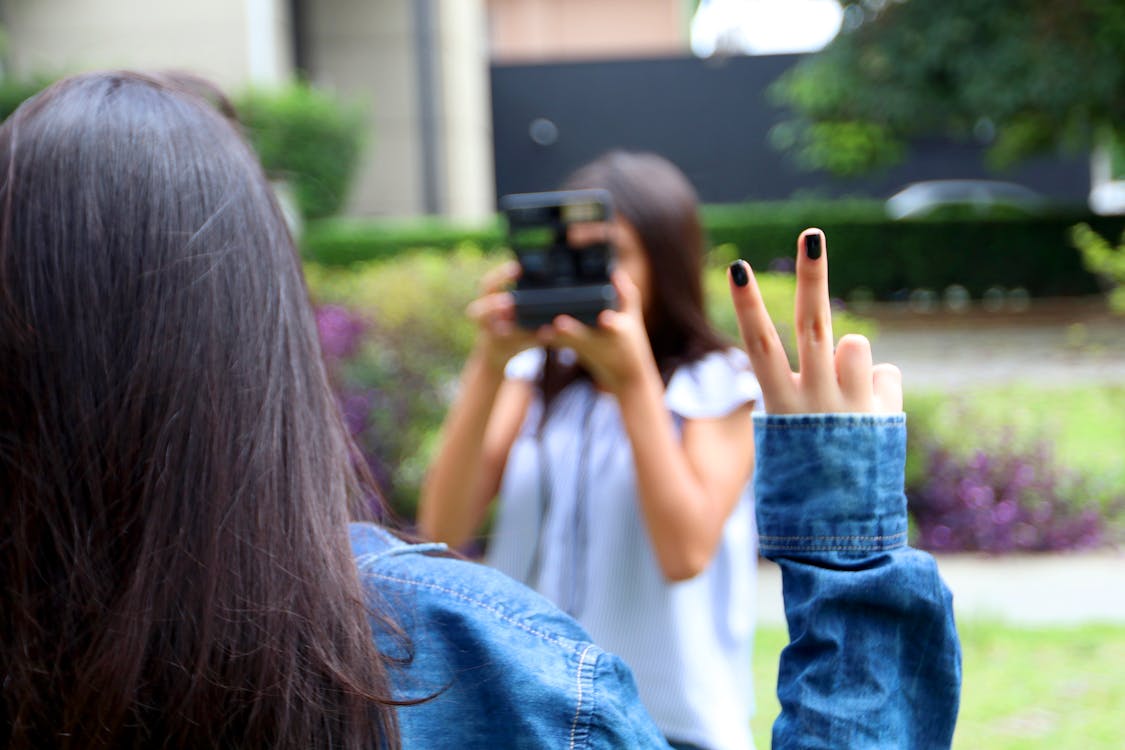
[753,413,908,556]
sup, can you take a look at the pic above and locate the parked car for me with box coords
[885,179,1046,219]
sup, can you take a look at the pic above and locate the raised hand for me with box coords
[539,269,658,395]
[727,229,902,415]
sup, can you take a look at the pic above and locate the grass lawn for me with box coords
[751,622,1125,748]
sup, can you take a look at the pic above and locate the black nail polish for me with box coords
[729,260,749,287]
[804,233,822,260]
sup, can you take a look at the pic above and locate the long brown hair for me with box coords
[0,72,399,748]
[541,150,727,407]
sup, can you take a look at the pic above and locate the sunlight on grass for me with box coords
[751,623,1125,749]
[905,385,1125,487]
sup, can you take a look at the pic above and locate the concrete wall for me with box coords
[1,0,291,89]
[305,0,494,219]
[304,0,425,217]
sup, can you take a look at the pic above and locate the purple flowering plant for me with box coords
[307,249,491,521]
[906,424,1121,554]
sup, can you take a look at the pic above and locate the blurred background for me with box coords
[2,1,1123,746]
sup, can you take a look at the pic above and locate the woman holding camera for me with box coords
[418,152,761,750]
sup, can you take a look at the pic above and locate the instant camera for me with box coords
[500,188,617,329]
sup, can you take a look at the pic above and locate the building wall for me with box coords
[303,0,495,219]
[486,0,691,62]
[304,0,425,217]
[2,0,291,90]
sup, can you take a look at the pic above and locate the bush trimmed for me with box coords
[236,84,367,222]
[302,202,1125,300]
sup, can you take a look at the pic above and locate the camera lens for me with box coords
[520,251,549,281]
[548,246,575,283]
[577,245,609,280]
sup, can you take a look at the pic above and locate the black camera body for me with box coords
[500,189,617,329]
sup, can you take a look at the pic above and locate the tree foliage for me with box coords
[771,0,1125,175]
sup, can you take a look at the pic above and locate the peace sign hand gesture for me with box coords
[728,229,902,415]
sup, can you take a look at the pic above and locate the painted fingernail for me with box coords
[804,233,822,260]
[729,260,749,287]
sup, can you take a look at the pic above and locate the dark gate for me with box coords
[490,54,1089,205]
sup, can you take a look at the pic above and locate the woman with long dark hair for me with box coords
[1,71,960,749]
[419,152,761,749]
[0,71,402,748]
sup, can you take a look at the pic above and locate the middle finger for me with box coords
[793,228,836,403]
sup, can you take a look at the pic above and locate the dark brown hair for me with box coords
[0,72,398,748]
[541,150,727,406]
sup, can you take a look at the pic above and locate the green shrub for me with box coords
[1071,223,1125,313]
[0,77,51,122]
[236,84,367,222]
[302,203,1124,300]
[704,204,1120,301]
[306,247,493,518]
[303,217,505,265]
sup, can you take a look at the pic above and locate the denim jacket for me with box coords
[350,414,961,749]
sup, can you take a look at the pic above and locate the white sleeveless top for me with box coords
[487,347,761,750]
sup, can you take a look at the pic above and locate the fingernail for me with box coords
[804,233,822,260]
[729,260,749,287]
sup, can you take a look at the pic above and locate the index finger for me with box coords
[479,261,520,295]
[728,260,796,412]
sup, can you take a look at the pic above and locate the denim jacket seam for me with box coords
[354,544,447,569]
[360,569,578,649]
[569,643,597,750]
[761,542,907,552]
[759,532,907,542]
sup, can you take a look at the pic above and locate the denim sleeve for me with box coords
[754,414,962,750]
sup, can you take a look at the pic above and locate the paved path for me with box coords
[863,298,1125,390]
[756,553,1125,627]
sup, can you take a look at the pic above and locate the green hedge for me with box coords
[0,77,367,223]
[303,201,1125,300]
[0,77,52,121]
[235,85,367,222]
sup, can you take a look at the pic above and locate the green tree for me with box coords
[770,0,1125,175]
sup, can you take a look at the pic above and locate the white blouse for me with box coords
[486,347,762,750]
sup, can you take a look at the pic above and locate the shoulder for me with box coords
[665,347,762,419]
[348,523,666,748]
[351,522,591,647]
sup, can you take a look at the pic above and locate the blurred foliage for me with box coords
[0,76,53,122]
[1071,223,1125,313]
[234,84,368,221]
[304,216,506,265]
[304,203,1124,301]
[0,76,367,222]
[306,245,875,520]
[771,0,1125,175]
[306,247,493,519]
